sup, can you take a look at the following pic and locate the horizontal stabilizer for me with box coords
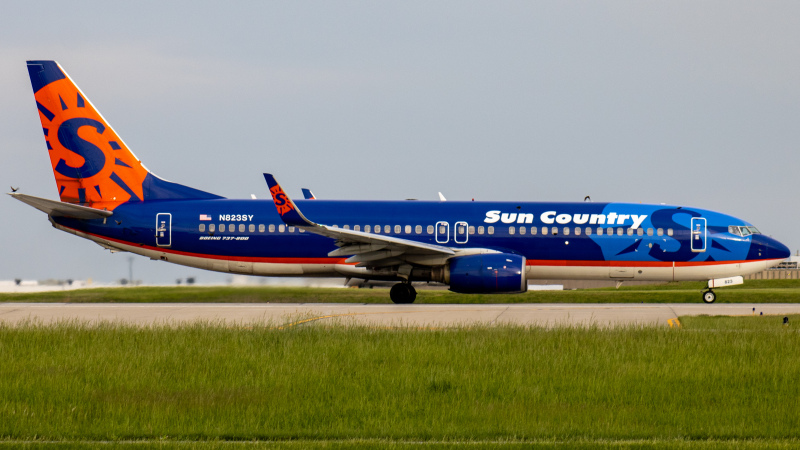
[9,193,112,219]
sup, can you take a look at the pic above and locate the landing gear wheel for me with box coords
[390,283,417,304]
[702,290,716,304]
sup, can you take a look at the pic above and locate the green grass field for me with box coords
[1,317,800,448]
[2,279,800,304]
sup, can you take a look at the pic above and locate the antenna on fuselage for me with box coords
[584,196,591,202]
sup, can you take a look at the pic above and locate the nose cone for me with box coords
[747,234,791,262]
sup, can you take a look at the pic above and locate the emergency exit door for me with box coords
[156,213,172,247]
[690,217,706,252]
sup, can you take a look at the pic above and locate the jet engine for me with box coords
[443,253,528,294]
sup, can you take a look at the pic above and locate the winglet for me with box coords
[301,188,316,200]
[264,173,316,227]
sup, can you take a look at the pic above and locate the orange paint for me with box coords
[34,77,149,211]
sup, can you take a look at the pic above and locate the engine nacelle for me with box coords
[446,253,527,294]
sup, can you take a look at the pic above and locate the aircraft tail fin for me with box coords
[26,60,222,211]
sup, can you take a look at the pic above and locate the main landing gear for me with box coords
[702,290,716,304]
[390,283,417,304]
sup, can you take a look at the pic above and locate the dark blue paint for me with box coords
[114,158,131,168]
[141,174,223,201]
[36,101,55,121]
[55,118,106,179]
[50,199,789,266]
[449,254,525,293]
[109,172,141,202]
[27,60,66,93]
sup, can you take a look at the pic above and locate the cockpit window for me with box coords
[728,225,762,237]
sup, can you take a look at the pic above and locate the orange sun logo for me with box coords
[269,184,295,216]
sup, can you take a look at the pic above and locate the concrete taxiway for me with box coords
[2,303,800,328]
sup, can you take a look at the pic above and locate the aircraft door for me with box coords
[454,221,468,244]
[436,221,449,244]
[156,213,172,247]
[690,217,706,252]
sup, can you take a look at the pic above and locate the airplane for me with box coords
[11,60,791,304]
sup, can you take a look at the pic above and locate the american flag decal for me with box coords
[199,214,212,221]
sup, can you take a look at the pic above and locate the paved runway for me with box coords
[2,303,800,328]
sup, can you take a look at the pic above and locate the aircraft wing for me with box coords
[9,193,113,220]
[263,174,454,266]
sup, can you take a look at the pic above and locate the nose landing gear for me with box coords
[702,290,716,304]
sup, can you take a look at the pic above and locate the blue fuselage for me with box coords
[52,199,790,282]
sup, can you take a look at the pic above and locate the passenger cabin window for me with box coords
[551,227,558,236]
[269,224,275,232]
[575,227,581,236]
[531,227,537,235]
[343,225,350,230]
[395,225,401,234]
[279,224,285,233]
[657,228,663,236]
[667,228,673,236]
[385,225,391,234]
[405,225,412,234]
[509,226,515,235]
[585,227,591,236]
[563,227,569,236]
[210,224,215,232]
[488,226,494,235]
[229,224,235,232]
[637,228,644,236]
[259,224,265,232]
[647,228,654,236]
[617,228,623,236]
[199,224,205,232]
[354,225,360,231]
[249,224,255,233]
[478,226,485,235]
[417,225,423,234]
[520,227,526,235]
[627,228,633,236]
[427,225,434,234]
[374,226,380,234]
[238,224,245,233]
[365,225,371,233]
[467,226,474,235]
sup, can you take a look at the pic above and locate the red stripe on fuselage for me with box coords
[67,226,349,265]
[525,259,758,268]
[66,226,772,268]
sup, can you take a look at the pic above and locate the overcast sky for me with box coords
[2,2,800,285]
